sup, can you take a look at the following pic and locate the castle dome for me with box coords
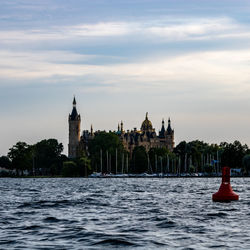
[141,112,153,131]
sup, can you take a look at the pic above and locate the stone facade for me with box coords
[118,113,174,154]
[68,98,175,158]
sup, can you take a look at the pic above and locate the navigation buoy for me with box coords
[212,166,239,202]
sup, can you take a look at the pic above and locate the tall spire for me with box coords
[118,123,120,132]
[167,117,173,134]
[91,124,93,135]
[73,95,76,106]
[121,120,124,133]
[159,118,165,138]
[146,112,148,119]
[69,96,79,121]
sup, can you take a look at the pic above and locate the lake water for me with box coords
[0,178,250,249]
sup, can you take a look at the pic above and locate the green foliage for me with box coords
[62,161,78,177]
[174,140,219,173]
[88,132,126,173]
[7,139,65,176]
[0,169,15,177]
[131,146,148,173]
[61,154,91,177]
[148,147,172,173]
[0,156,12,169]
[220,140,249,169]
[34,139,64,175]
[204,164,214,173]
[76,153,92,177]
[8,142,32,175]
[242,154,250,174]
[5,136,250,177]
[189,165,196,173]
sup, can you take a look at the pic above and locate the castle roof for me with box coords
[73,96,76,105]
[69,96,80,120]
[159,119,165,138]
[141,112,153,131]
[166,118,173,134]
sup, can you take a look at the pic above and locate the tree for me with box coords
[88,132,125,173]
[0,156,12,169]
[34,139,63,175]
[174,140,221,173]
[8,142,32,175]
[189,165,196,173]
[148,147,169,173]
[220,140,249,169]
[74,151,92,177]
[62,161,78,177]
[131,146,148,173]
[174,141,188,172]
[242,154,250,175]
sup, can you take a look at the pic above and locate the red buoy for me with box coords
[212,166,239,202]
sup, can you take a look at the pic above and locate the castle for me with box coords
[68,97,174,158]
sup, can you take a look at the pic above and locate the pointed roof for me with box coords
[159,118,165,138]
[69,96,79,120]
[73,96,76,105]
[90,124,93,135]
[166,117,173,134]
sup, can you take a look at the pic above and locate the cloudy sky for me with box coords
[1,0,250,155]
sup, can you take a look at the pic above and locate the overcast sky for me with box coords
[1,0,250,155]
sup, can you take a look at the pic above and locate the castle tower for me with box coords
[165,117,175,151]
[121,121,124,134]
[68,96,81,158]
[159,119,165,138]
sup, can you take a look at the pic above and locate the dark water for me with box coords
[0,178,250,249]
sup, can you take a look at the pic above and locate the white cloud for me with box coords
[0,49,250,97]
[146,17,242,40]
[0,17,250,44]
[65,22,132,37]
[0,22,133,44]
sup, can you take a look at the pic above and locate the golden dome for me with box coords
[141,112,153,131]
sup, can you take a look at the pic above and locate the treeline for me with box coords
[0,139,90,177]
[89,133,250,175]
[1,133,250,177]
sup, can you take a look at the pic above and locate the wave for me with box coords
[92,238,138,246]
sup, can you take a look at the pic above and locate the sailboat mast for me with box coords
[100,149,102,173]
[122,153,124,174]
[115,148,117,174]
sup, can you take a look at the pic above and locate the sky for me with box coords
[1,0,250,156]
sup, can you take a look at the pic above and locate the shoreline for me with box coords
[0,175,249,179]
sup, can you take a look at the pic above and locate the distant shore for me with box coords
[1,175,249,178]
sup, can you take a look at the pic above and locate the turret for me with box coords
[159,119,165,138]
[166,117,173,135]
[90,124,93,136]
[121,121,124,134]
[165,117,174,151]
[68,96,81,158]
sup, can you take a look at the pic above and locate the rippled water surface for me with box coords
[0,178,250,249]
